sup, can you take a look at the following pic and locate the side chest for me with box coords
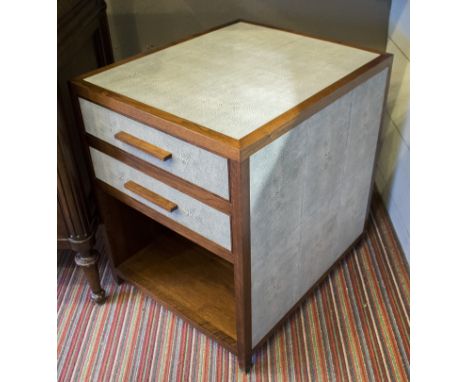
[71,21,392,371]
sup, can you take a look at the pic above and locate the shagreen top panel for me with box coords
[85,22,378,140]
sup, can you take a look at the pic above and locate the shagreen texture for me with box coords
[90,148,232,250]
[80,98,230,199]
[249,69,388,346]
[85,22,378,139]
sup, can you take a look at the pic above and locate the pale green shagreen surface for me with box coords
[79,98,230,199]
[249,69,388,346]
[90,148,232,250]
[85,22,378,139]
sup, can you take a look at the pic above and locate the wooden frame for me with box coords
[70,19,393,372]
[229,159,252,370]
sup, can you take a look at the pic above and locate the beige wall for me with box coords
[375,0,410,261]
[105,0,390,60]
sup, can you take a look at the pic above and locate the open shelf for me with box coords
[116,228,237,352]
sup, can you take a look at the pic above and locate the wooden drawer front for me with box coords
[90,148,232,250]
[80,98,230,199]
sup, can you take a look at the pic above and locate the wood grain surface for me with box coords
[115,131,172,161]
[124,180,178,212]
[117,232,237,352]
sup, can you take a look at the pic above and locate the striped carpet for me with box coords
[57,196,409,381]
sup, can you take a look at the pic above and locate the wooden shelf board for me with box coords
[116,230,237,352]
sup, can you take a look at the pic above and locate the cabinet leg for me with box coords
[69,236,106,304]
[238,352,252,373]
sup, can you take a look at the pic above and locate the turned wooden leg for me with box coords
[69,236,106,304]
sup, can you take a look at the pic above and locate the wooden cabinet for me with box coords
[71,21,392,370]
[57,0,113,303]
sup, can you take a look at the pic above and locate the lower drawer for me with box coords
[90,148,232,251]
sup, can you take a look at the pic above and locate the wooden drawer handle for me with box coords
[124,181,178,212]
[115,131,172,161]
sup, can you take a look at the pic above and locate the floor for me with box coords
[57,196,409,381]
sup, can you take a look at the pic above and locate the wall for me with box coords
[105,0,390,60]
[375,0,410,261]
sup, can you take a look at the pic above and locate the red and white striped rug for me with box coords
[57,196,409,381]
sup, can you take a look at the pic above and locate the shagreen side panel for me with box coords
[90,148,232,250]
[249,69,388,346]
[80,98,230,199]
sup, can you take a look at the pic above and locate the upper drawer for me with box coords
[79,98,230,199]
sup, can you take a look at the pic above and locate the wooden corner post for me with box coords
[229,159,252,372]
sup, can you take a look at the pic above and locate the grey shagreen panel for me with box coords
[90,148,232,250]
[80,98,230,199]
[249,69,388,346]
